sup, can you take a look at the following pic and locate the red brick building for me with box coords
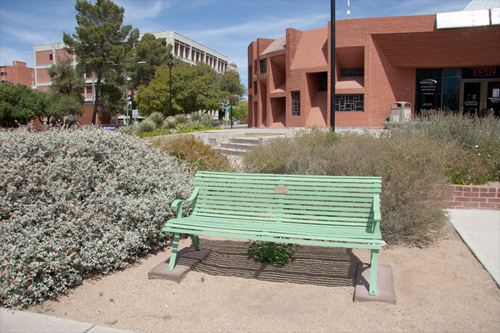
[248,8,500,128]
[0,61,34,88]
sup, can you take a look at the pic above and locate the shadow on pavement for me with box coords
[192,239,362,288]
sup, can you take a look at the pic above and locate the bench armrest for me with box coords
[171,188,200,219]
[372,195,381,231]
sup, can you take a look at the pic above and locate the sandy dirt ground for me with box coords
[28,222,500,333]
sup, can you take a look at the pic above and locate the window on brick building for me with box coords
[319,72,328,91]
[292,91,300,116]
[335,94,364,112]
[341,68,364,77]
[249,65,252,88]
[260,59,267,74]
[254,81,257,95]
[49,54,53,61]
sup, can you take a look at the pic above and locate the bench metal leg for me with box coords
[369,249,379,296]
[167,233,180,272]
[189,234,201,251]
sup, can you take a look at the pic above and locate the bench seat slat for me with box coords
[164,218,380,243]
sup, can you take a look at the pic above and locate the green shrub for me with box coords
[243,129,452,243]
[247,241,299,267]
[384,114,500,184]
[162,116,177,130]
[155,136,233,172]
[200,114,214,127]
[139,127,171,138]
[118,124,137,136]
[176,124,216,134]
[135,119,157,135]
[175,114,188,124]
[147,112,165,128]
[0,128,194,308]
[189,112,201,122]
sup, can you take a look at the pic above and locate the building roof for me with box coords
[262,36,286,55]
[463,0,500,10]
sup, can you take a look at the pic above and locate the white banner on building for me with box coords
[437,9,490,29]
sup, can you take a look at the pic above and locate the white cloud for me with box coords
[118,0,173,21]
[0,47,35,68]
[1,26,60,46]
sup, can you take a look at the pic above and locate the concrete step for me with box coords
[214,147,247,156]
[229,137,262,145]
[222,142,258,150]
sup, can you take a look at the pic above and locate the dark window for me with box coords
[319,72,327,91]
[0,72,5,76]
[249,66,252,88]
[335,94,364,112]
[442,69,460,113]
[254,81,257,95]
[292,91,300,116]
[49,53,53,61]
[341,68,364,77]
[415,69,442,114]
[260,59,267,74]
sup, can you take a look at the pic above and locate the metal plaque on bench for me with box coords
[275,185,288,194]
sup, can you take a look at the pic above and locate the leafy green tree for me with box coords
[231,100,248,121]
[136,60,219,116]
[136,62,246,117]
[219,70,246,105]
[0,83,48,127]
[63,0,139,124]
[41,59,85,125]
[128,34,172,89]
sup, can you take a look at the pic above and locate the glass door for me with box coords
[487,81,500,117]
[463,82,481,116]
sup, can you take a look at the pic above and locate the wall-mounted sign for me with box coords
[462,67,500,79]
[419,78,437,96]
[474,67,497,77]
[437,9,490,29]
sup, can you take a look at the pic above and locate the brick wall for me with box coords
[248,13,500,129]
[449,184,500,210]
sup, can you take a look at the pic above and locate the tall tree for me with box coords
[0,83,48,128]
[63,0,138,125]
[219,70,246,105]
[127,34,172,90]
[42,59,85,125]
[136,62,246,116]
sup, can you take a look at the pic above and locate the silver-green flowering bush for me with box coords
[0,128,194,308]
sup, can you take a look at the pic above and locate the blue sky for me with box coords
[0,0,476,89]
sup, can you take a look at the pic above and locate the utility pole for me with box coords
[330,0,336,131]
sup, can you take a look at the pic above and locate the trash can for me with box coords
[390,102,412,122]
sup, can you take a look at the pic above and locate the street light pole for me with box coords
[330,0,336,131]
[167,61,173,116]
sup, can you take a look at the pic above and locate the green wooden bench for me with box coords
[163,171,383,296]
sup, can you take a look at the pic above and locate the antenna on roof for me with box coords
[347,0,350,19]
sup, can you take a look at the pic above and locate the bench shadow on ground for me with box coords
[192,239,362,288]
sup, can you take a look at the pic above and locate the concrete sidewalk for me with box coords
[447,209,500,287]
[0,308,135,333]
[1,209,498,332]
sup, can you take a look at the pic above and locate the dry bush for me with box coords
[155,136,233,172]
[243,130,452,244]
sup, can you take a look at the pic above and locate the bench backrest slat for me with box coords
[192,172,381,227]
